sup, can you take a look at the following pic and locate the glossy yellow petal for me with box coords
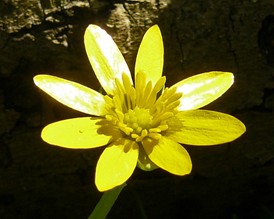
[166,110,246,146]
[84,25,132,95]
[171,72,234,110]
[142,137,192,175]
[34,75,107,116]
[95,138,138,191]
[135,25,164,86]
[41,117,116,149]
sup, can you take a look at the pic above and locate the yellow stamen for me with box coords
[104,72,183,143]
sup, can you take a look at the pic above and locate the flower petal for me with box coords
[95,138,138,191]
[171,72,234,110]
[84,25,132,95]
[34,74,108,116]
[142,137,192,175]
[135,25,164,86]
[41,117,117,149]
[166,110,246,146]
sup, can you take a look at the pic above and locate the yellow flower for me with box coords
[34,25,246,191]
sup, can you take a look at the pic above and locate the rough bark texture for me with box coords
[1,0,274,218]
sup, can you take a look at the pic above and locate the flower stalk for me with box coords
[88,183,126,219]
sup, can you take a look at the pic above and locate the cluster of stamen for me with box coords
[104,72,182,142]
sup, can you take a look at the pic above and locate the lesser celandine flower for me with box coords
[34,24,246,192]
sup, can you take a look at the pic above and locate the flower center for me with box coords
[124,107,152,134]
[104,72,182,142]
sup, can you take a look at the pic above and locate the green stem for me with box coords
[88,183,126,219]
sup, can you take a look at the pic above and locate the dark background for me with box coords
[1,0,274,218]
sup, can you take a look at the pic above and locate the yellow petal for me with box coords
[95,138,138,191]
[135,25,164,86]
[171,72,234,110]
[166,110,246,146]
[41,117,116,149]
[34,75,107,116]
[142,137,192,175]
[84,25,132,95]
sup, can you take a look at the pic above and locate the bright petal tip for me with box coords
[166,110,246,146]
[95,138,138,191]
[34,74,108,116]
[135,25,164,86]
[173,71,234,110]
[84,25,132,95]
[41,117,112,149]
[142,137,192,176]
